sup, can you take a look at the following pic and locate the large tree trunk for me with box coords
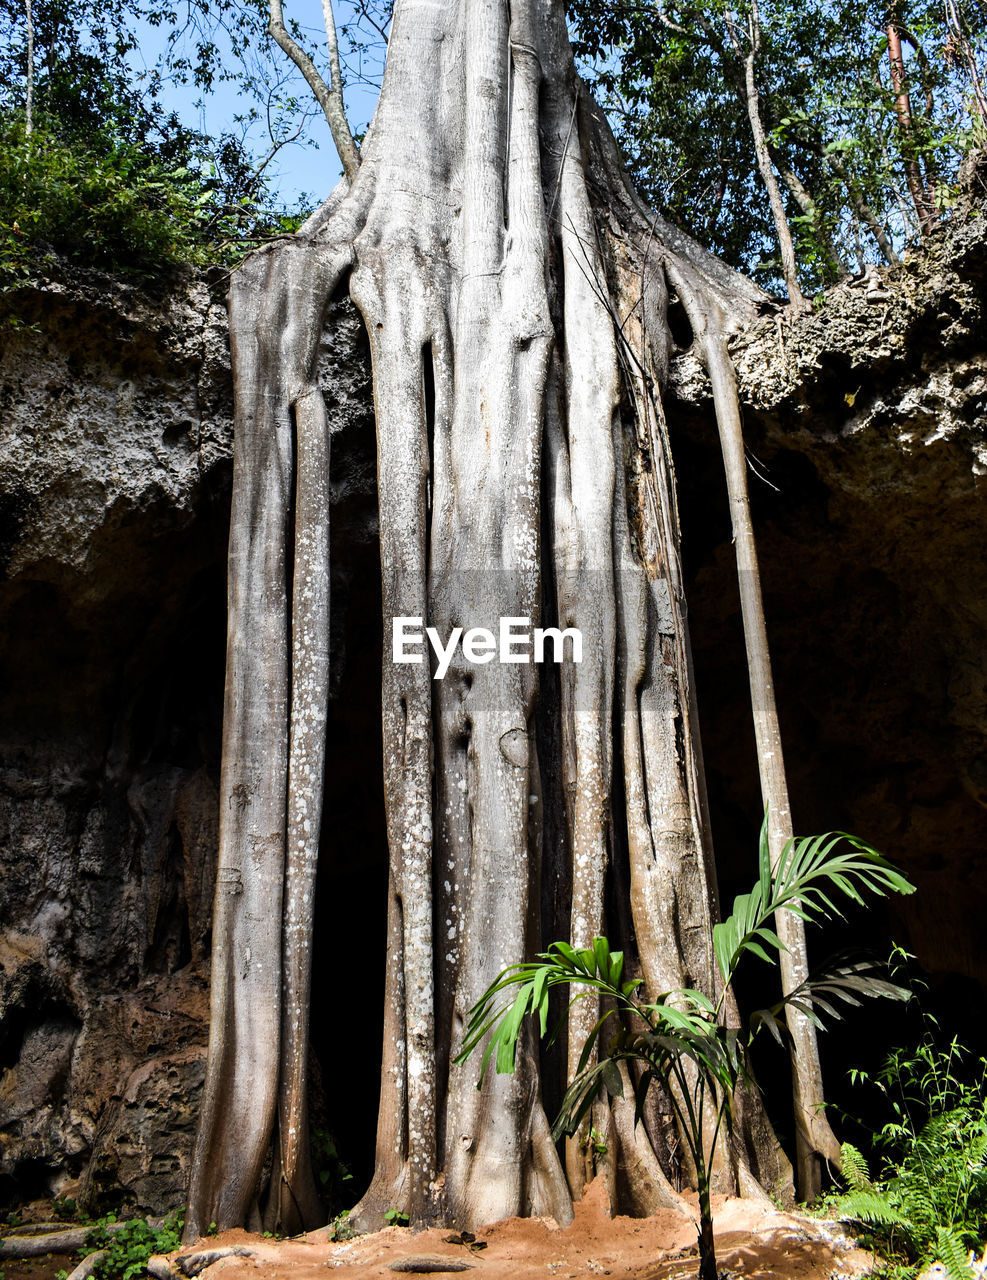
[185,0,795,1240]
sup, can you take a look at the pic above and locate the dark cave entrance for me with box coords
[669,400,987,1177]
[307,301,389,1204]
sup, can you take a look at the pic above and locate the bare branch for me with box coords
[267,0,360,181]
[655,6,689,35]
[24,0,33,136]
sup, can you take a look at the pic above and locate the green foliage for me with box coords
[840,1141,874,1192]
[566,0,987,288]
[581,1126,608,1159]
[457,811,914,1279]
[82,1212,184,1280]
[0,114,308,283]
[0,0,312,284]
[326,1210,356,1242]
[311,1125,355,1207]
[383,1208,409,1227]
[1,118,207,280]
[832,1034,987,1277]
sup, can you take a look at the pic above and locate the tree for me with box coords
[0,0,318,280]
[566,0,987,289]
[185,0,884,1240]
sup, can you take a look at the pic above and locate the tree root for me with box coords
[0,1220,166,1259]
[146,1258,183,1280]
[65,1250,107,1280]
[175,1248,257,1277]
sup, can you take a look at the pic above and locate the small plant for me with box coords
[457,812,914,1280]
[581,1126,608,1159]
[83,1211,184,1280]
[311,1125,354,1206]
[383,1208,409,1227]
[830,1012,987,1279]
[327,1210,355,1242]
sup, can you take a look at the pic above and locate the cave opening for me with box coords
[669,399,987,1180]
[307,303,389,1206]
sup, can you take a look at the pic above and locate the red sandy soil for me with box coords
[168,1180,874,1280]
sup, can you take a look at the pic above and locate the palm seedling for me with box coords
[455,813,915,1280]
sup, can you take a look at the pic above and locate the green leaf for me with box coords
[532,966,550,1037]
[601,1059,624,1098]
[744,939,774,965]
[758,806,772,904]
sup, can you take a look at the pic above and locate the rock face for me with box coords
[672,205,987,1011]
[0,198,984,1213]
[0,274,231,1211]
[0,274,376,1211]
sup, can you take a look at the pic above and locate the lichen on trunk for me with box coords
[186,0,802,1239]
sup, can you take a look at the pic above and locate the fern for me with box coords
[835,1027,987,1277]
[841,1141,872,1191]
[838,1190,911,1231]
[935,1227,975,1280]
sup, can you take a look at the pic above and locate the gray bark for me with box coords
[658,262,841,1199]
[186,0,799,1239]
[723,3,808,311]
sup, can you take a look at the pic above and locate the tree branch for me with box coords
[267,0,360,181]
[735,12,808,308]
[24,0,33,136]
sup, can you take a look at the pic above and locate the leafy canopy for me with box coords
[566,0,987,288]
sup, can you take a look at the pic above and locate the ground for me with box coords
[162,1181,874,1280]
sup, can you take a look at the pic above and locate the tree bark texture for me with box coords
[694,321,842,1202]
[886,13,938,236]
[186,0,797,1240]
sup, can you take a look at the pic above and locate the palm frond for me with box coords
[750,957,909,1043]
[713,813,915,984]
